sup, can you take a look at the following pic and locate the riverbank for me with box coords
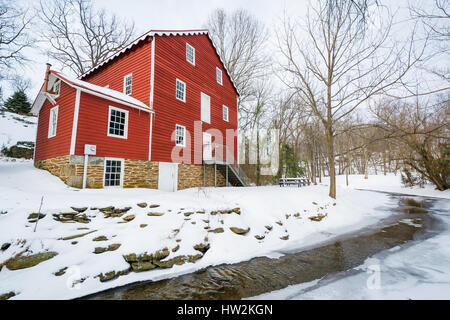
[0,160,409,300]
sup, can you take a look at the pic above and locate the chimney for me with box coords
[43,63,54,94]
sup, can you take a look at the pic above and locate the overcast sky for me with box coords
[3,0,438,101]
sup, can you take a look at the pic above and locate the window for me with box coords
[176,79,186,102]
[175,124,186,147]
[53,81,61,97]
[104,159,123,187]
[123,74,132,95]
[216,67,222,85]
[201,92,210,123]
[48,106,58,138]
[107,106,129,139]
[186,43,195,65]
[223,105,229,122]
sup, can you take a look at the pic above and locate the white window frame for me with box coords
[216,67,223,85]
[48,105,59,138]
[107,106,129,139]
[53,80,61,99]
[175,124,186,147]
[103,158,124,188]
[223,105,229,122]
[123,73,133,95]
[176,79,186,102]
[186,43,195,65]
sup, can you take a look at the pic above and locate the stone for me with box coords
[255,235,265,240]
[27,213,46,221]
[6,252,58,270]
[280,235,289,240]
[191,221,196,225]
[230,227,250,235]
[154,256,187,268]
[108,243,121,251]
[71,207,87,213]
[54,267,68,276]
[196,210,205,214]
[71,241,78,245]
[312,202,318,205]
[184,212,194,217]
[309,214,327,222]
[1,243,11,251]
[176,239,181,243]
[210,211,218,215]
[172,245,180,252]
[208,228,224,233]
[140,224,148,228]
[131,261,156,272]
[137,202,147,208]
[123,215,135,222]
[193,243,210,254]
[231,207,241,214]
[153,248,170,261]
[275,221,283,226]
[94,247,107,254]
[0,292,16,300]
[99,206,115,212]
[77,227,89,230]
[147,212,164,216]
[99,271,117,282]
[265,225,273,231]
[294,213,300,218]
[124,253,138,262]
[149,204,160,208]
[92,236,107,241]
[188,254,203,263]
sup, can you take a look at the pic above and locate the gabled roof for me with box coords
[78,29,239,95]
[31,70,153,115]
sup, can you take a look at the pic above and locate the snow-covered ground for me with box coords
[0,111,37,150]
[250,193,450,300]
[0,159,407,300]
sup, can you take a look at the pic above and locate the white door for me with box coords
[203,132,212,161]
[158,162,178,192]
[201,92,211,123]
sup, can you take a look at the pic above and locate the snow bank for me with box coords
[0,161,395,300]
[250,199,450,300]
[0,111,37,150]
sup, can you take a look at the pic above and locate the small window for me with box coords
[186,43,195,65]
[48,106,58,138]
[123,74,132,95]
[108,106,129,139]
[223,105,229,122]
[104,159,123,187]
[53,81,61,97]
[176,79,186,102]
[175,124,186,147]
[216,67,222,85]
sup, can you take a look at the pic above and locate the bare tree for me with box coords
[37,0,135,76]
[277,0,423,198]
[205,9,270,126]
[0,0,34,80]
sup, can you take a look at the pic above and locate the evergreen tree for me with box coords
[3,90,31,114]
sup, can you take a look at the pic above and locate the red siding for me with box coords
[82,39,152,105]
[152,34,238,165]
[35,81,76,161]
[75,92,150,160]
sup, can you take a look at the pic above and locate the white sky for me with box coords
[2,0,443,103]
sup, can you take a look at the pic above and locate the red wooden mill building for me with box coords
[31,30,248,191]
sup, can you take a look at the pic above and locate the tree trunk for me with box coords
[364,147,369,180]
[326,128,336,198]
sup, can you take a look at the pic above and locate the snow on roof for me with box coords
[31,70,152,115]
[78,29,239,95]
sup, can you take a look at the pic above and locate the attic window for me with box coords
[186,43,195,65]
[123,74,132,95]
[216,67,222,85]
[53,81,61,97]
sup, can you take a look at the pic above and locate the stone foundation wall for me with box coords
[35,156,227,190]
[178,164,226,190]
